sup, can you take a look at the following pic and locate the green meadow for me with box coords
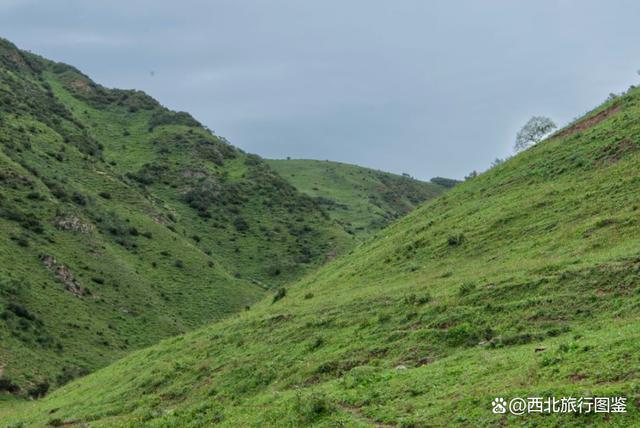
[3,53,640,425]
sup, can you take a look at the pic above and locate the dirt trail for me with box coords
[555,105,621,138]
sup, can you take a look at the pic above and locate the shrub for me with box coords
[15,235,29,247]
[26,191,43,200]
[458,282,476,296]
[0,378,20,393]
[126,163,165,186]
[444,323,479,346]
[28,381,49,398]
[233,216,249,232]
[430,177,459,188]
[148,110,200,130]
[294,392,334,424]
[272,287,287,303]
[447,233,465,246]
[308,336,324,351]
[71,192,87,206]
[174,260,184,269]
[7,303,37,321]
[404,293,431,305]
[98,191,111,199]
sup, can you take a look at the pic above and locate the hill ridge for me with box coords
[3,63,640,426]
[266,158,447,238]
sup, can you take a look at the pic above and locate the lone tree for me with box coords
[514,116,556,152]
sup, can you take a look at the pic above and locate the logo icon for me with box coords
[492,398,507,414]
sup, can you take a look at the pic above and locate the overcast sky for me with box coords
[1,0,639,179]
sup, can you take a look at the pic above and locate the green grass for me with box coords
[3,56,640,426]
[0,38,353,395]
[266,159,447,238]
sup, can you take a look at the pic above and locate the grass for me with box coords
[2,58,640,426]
[0,38,354,394]
[266,159,447,238]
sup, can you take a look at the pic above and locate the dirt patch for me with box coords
[595,139,639,165]
[555,105,621,139]
[41,255,85,296]
[415,357,433,367]
[570,372,588,382]
[68,79,92,94]
[324,250,338,262]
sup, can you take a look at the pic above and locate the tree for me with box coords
[430,177,459,189]
[464,170,478,180]
[490,158,505,168]
[514,116,556,152]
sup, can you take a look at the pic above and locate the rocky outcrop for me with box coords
[40,255,85,296]
[53,215,94,234]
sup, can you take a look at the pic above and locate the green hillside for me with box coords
[266,159,447,238]
[4,72,640,426]
[0,38,353,394]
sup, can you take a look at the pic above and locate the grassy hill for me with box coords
[4,72,640,426]
[0,38,353,395]
[266,159,448,238]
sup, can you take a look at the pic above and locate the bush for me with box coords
[174,260,185,269]
[0,377,20,393]
[126,163,165,186]
[447,233,465,246]
[430,177,460,188]
[272,287,287,303]
[28,381,49,398]
[444,323,479,347]
[404,293,431,305]
[26,191,43,200]
[294,392,334,424]
[71,192,87,206]
[233,216,249,232]
[14,235,29,247]
[148,110,201,130]
[6,303,37,321]
[458,282,476,296]
[98,191,111,199]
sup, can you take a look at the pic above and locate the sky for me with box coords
[1,0,639,180]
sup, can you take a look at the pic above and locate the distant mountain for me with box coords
[267,159,448,238]
[0,37,354,393]
[7,76,640,426]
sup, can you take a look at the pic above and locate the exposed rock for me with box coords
[53,215,94,234]
[69,79,92,93]
[182,169,207,179]
[40,255,85,296]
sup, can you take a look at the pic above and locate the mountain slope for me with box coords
[266,159,447,238]
[0,38,352,394]
[4,83,640,426]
